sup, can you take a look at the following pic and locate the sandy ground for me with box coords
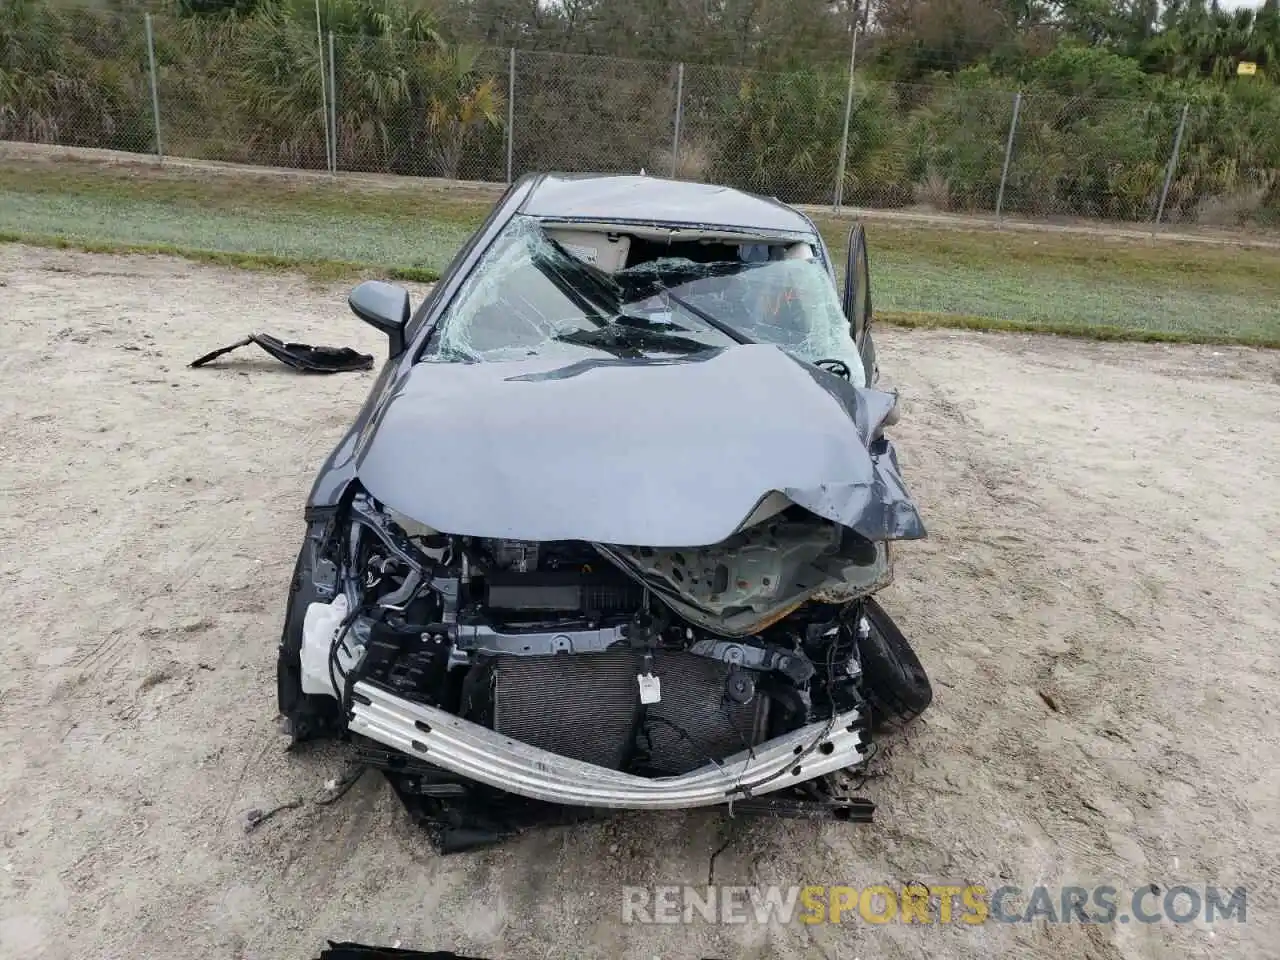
[1,244,1278,960]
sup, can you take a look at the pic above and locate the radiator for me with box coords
[491,649,770,775]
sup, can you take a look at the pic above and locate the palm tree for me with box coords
[420,46,504,178]
[236,3,333,167]
[719,66,850,200]
[0,0,62,141]
[328,24,501,176]
[0,0,149,150]
[235,0,503,175]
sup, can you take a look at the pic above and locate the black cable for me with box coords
[841,740,880,793]
[340,606,392,713]
[720,695,759,760]
[314,764,367,806]
[738,626,846,795]
[327,602,358,704]
[639,715,733,772]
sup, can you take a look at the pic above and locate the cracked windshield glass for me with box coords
[423,215,864,383]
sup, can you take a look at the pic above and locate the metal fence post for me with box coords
[671,63,685,178]
[143,14,163,159]
[995,91,1022,220]
[506,48,516,184]
[313,0,332,174]
[833,26,859,211]
[1155,103,1189,227]
[328,30,337,173]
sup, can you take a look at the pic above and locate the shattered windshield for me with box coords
[422,215,864,384]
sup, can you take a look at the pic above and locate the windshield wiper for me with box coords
[532,232,755,348]
[660,289,755,345]
[553,319,717,359]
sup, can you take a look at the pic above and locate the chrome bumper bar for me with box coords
[349,680,867,809]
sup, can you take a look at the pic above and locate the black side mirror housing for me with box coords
[349,280,411,355]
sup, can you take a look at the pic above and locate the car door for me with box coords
[841,222,877,385]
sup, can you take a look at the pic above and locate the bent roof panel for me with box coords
[520,173,814,234]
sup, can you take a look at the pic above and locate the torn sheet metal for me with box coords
[596,532,893,637]
[354,343,924,547]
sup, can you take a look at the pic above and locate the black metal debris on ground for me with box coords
[190,332,373,373]
[316,946,489,960]
[315,942,730,959]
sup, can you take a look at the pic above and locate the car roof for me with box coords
[517,173,815,234]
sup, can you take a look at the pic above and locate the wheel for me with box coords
[276,546,312,719]
[857,597,932,728]
[276,533,343,741]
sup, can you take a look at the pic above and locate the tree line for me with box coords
[2,0,1277,223]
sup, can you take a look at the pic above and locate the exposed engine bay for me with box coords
[276,178,933,852]
[296,491,883,783]
[277,341,933,851]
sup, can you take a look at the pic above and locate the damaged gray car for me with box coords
[276,173,932,850]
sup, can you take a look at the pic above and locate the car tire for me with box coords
[857,598,932,728]
[277,536,343,742]
[276,547,311,719]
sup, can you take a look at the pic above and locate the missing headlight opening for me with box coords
[275,174,932,854]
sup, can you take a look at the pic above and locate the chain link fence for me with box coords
[0,5,153,153]
[4,7,1278,228]
[512,50,678,180]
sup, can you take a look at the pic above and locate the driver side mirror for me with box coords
[349,280,411,355]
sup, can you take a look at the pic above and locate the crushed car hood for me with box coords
[354,344,925,547]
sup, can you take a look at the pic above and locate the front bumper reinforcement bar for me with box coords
[348,680,868,809]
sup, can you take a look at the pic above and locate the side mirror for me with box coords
[349,280,410,354]
[841,223,871,339]
[841,223,877,385]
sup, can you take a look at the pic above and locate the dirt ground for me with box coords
[2,244,1277,960]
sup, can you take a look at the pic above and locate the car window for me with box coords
[421,215,864,384]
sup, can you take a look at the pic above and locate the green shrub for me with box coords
[4,1,1278,222]
[1,0,153,153]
